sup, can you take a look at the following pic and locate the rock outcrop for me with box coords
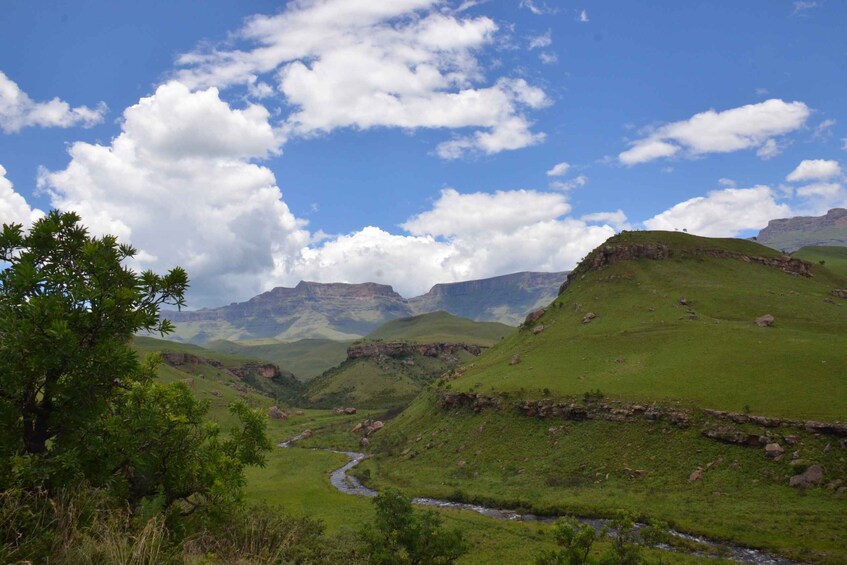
[347,341,484,360]
[757,208,847,252]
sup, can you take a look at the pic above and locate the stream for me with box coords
[279,438,799,565]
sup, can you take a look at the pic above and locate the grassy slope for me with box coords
[794,245,847,278]
[366,310,514,346]
[364,232,847,563]
[206,338,351,381]
[453,232,847,419]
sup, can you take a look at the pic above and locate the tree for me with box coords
[0,210,188,486]
[359,489,468,564]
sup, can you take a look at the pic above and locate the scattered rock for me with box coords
[366,420,384,435]
[756,314,775,327]
[510,353,521,365]
[300,429,313,439]
[268,406,288,420]
[832,289,847,299]
[827,479,844,490]
[783,435,798,445]
[689,468,704,482]
[359,437,370,448]
[344,407,357,415]
[533,324,545,335]
[582,312,596,324]
[351,423,364,434]
[789,464,824,489]
[624,467,646,478]
[333,407,344,415]
[679,297,688,306]
[295,410,304,416]
[764,443,785,458]
[525,308,546,325]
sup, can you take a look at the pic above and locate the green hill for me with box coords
[303,312,511,409]
[133,336,303,411]
[365,311,514,345]
[794,245,847,278]
[205,338,351,381]
[364,231,847,563]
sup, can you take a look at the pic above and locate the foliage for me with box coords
[0,210,188,487]
[359,488,468,564]
[536,517,598,565]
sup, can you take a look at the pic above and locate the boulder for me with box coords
[525,308,546,325]
[756,314,775,327]
[268,406,287,420]
[789,464,824,489]
[510,353,521,365]
[533,324,545,335]
[360,437,370,448]
[832,289,847,299]
[689,468,704,482]
[344,407,357,415]
[764,443,785,458]
[582,312,596,324]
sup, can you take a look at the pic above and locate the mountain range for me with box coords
[163,271,566,344]
[756,207,847,252]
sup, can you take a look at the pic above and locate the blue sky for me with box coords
[1,0,845,307]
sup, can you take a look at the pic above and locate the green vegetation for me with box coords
[794,245,847,278]
[363,231,847,564]
[366,311,514,346]
[206,337,351,380]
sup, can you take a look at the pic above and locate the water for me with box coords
[279,440,799,564]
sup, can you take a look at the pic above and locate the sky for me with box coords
[1,0,846,307]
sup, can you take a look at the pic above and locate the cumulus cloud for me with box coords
[581,210,628,231]
[297,189,615,296]
[0,165,43,227]
[546,162,570,176]
[786,159,842,182]
[0,71,106,134]
[643,186,791,237]
[539,51,558,64]
[619,99,810,165]
[529,30,552,50]
[175,0,548,159]
[38,82,309,306]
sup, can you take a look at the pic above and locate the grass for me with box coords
[449,232,847,420]
[794,245,847,279]
[365,311,514,346]
[365,392,847,564]
[206,338,351,381]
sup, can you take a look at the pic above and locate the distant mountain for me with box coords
[163,271,566,344]
[367,311,513,346]
[407,271,567,326]
[756,207,847,252]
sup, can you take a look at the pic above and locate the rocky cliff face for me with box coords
[408,271,567,326]
[757,208,847,252]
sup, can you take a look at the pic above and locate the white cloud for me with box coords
[539,51,558,64]
[529,30,552,50]
[643,186,791,237]
[619,99,810,165]
[812,118,835,140]
[38,83,309,306]
[175,1,548,158]
[795,182,842,199]
[0,71,107,134]
[792,1,819,15]
[718,178,737,187]
[581,210,628,230]
[520,0,556,15]
[546,162,570,176]
[755,88,769,97]
[550,175,588,191]
[297,188,614,296]
[579,9,589,23]
[0,165,43,228]
[786,159,842,182]
[756,138,782,159]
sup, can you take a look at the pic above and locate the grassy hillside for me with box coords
[794,245,847,278]
[133,336,303,414]
[364,231,847,563]
[206,338,351,381]
[449,231,847,419]
[366,311,514,345]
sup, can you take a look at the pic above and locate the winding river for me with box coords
[280,438,798,565]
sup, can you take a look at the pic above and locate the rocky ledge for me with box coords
[347,341,484,360]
